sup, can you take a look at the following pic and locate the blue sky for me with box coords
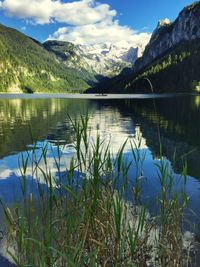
[102,0,195,29]
[0,0,196,44]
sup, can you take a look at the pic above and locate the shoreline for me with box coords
[0,92,198,100]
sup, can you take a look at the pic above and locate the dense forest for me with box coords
[125,39,200,93]
[0,24,91,93]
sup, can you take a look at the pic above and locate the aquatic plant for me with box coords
[1,115,191,266]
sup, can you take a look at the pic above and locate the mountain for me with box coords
[0,24,93,93]
[94,1,200,94]
[0,22,148,93]
[134,1,200,73]
[43,41,144,78]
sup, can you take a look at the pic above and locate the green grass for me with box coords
[1,115,191,266]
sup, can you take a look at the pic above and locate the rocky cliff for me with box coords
[135,1,200,72]
[90,1,200,94]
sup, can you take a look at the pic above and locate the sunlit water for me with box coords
[0,95,200,233]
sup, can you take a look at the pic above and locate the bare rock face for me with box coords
[44,40,147,78]
[121,47,139,65]
[135,1,200,72]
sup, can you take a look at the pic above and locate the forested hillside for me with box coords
[89,1,200,94]
[124,38,200,93]
[0,24,90,93]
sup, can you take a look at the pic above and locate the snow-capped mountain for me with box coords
[44,41,147,78]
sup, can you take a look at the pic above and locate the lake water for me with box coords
[0,94,200,232]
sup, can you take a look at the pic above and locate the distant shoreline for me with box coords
[0,92,198,100]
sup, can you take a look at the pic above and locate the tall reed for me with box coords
[1,115,190,266]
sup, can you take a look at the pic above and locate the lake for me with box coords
[0,94,200,232]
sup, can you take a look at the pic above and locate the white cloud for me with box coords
[0,0,116,25]
[21,25,26,31]
[0,0,151,46]
[48,22,151,46]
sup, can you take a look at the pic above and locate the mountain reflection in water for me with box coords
[0,95,200,230]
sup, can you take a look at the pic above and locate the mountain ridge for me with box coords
[91,0,200,94]
[134,0,200,73]
[0,23,146,93]
[43,40,144,78]
[0,23,91,93]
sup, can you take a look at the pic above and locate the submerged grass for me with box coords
[0,115,192,266]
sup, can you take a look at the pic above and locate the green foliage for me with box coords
[0,24,90,93]
[1,116,191,266]
[127,39,200,93]
[98,38,200,94]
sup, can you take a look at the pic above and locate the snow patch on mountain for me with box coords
[44,40,148,77]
